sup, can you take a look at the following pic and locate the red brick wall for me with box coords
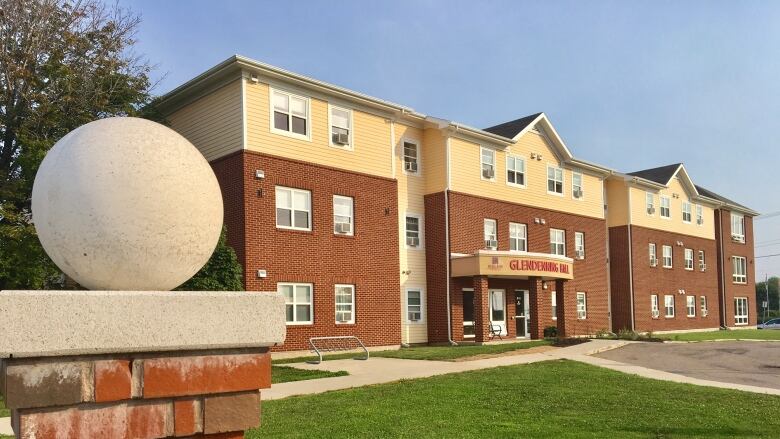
[211,151,401,350]
[608,226,632,331]
[717,210,757,327]
[210,153,247,272]
[423,192,450,343]
[629,225,720,332]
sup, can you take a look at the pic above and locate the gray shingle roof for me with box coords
[626,163,682,185]
[694,185,753,212]
[483,113,542,139]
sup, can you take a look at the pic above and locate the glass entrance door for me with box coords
[514,290,530,338]
[489,289,507,335]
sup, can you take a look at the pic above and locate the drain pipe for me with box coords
[444,136,457,346]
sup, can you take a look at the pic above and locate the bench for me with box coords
[308,336,369,364]
[488,323,503,340]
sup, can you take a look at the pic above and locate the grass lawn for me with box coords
[273,340,552,364]
[663,328,780,341]
[0,395,7,418]
[272,365,348,384]
[249,360,780,438]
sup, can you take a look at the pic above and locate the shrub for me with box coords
[543,326,558,338]
[595,328,615,339]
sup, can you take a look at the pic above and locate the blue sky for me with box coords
[129,0,780,278]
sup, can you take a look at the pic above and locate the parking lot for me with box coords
[596,341,780,390]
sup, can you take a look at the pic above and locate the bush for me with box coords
[543,326,558,338]
[595,328,615,339]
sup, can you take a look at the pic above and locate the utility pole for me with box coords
[765,273,769,323]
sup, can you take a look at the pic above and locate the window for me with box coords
[547,165,564,195]
[686,295,696,317]
[402,141,419,174]
[279,283,313,324]
[684,249,694,270]
[732,256,747,283]
[682,202,692,223]
[646,192,655,215]
[333,195,353,236]
[649,243,657,266]
[551,291,557,320]
[664,295,675,318]
[662,245,673,268]
[734,297,748,325]
[276,187,311,231]
[576,292,587,319]
[572,171,584,199]
[329,105,352,148]
[484,219,497,249]
[506,155,525,187]
[696,205,703,225]
[272,89,309,137]
[574,232,585,259]
[651,294,659,318]
[731,213,745,242]
[481,148,496,180]
[700,296,708,316]
[509,222,527,251]
[698,250,706,271]
[406,289,423,323]
[550,229,566,256]
[335,284,355,324]
[660,196,671,218]
[405,215,422,248]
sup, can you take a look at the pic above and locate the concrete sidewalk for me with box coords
[264,339,780,401]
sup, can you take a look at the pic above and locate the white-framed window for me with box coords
[333,195,354,236]
[731,213,745,243]
[484,219,497,250]
[481,147,496,180]
[684,248,694,270]
[406,289,424,323]
[734,297,748,325]
[574,232,585,259]
[550,228,566,256]
[547,165,564,195]
[329,105,352,148]
[272,89,309,139]
[576,292,587,319]
[572,171,584,199]
[686,295,696,317]
[651,294,659,318]
[700,296,708,317]
[506,155,526,187]
[335,284,355,324]
[276,186,311,231]
[732,256,747,284]
[405,214,422,248]
[646,192,655,215]
[649,243,657,267]
[698,250,706,271]
[695,205,703,225]
[662,245,673,268]
[402,140,419,174]
[682,201,692,223]
[551,291,557,320]
[279,283,313,325]
[664,295,675,318]
[509,222,527,252]
[660,196,671,219]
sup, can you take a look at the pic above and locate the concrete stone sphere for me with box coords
[31,117,224,291]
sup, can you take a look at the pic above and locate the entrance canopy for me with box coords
[451,250,573,280]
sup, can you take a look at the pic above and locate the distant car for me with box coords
[758,318,780,329]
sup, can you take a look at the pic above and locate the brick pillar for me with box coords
[505,288,517,339]
[3,349,271,438]
[556,279,574,338]
[473,275,490,343]
[528,277,548,339]
[450,280,465,342]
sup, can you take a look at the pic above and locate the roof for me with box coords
[627,163,683,185]
[483,113,543,138]
[694,185,756,215]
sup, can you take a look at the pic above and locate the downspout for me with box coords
[718,208,727,327]
[444,136,457,345]
[603,178,613,332]
[626,185,636,331]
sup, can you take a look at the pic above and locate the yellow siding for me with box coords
[168,79,243,161]
[244,81,392,177]
[629,178,715,239]
[448,132,605,219]
[422,128,448,194]
[395,122,428,344]
[606,178,629,227]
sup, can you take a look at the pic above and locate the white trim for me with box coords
[327,103,354,150]
[682,201,692,224]
[662,245,673,268]
[445,137,452,189]
[574,231,585,259]
[551,290,557,320]
[334,284,355,324]
[484,218,498,250]
[660,195,671,219]
[509,222,528,252]
[734,296,749,325]
[241,78,247,149]
[664,294,675,318]
[732,256,747,284]
[333,195,354,236]
[480,147,496,181]
[549,228,566,256]
[401,138,421,176]
[546,163,565,196]
[645,191,655,217]
[405,288,425,324]
[269,86,312,142]
[279,282,314,325]
[404,212,424,250]
[651,294,659,318]
[489,289,507,335]
[459,249,574,263]
[505,154,527,188]
[576,292,587,320]
[571,170,584,201]
[686,295,696,317]
[684,248,694,271]
[275,186,312,231]
[390,120,396,179]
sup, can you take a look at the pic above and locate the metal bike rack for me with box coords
[308,336,369,364]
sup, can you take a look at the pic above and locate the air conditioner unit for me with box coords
[573,188,583,199]
[407,236,420,247]
[409,314,420,322]
[335,222,352,234]
[647,207,655,214]
[697,218,703,225]
[731,235,744,243]
[482,168,495,179]
[702,311,708,317]
[652,310,659,318]
[699,263,706,271]
[332,132,349,145]
[485,239,497,249]
[575,250,585,260]
[650,257,657,267]
[404,161,418,172]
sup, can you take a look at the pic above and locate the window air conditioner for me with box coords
[482,168,495,179]
[575,250,585,259]
[332,132,349,145]
[404,161,418,172]
[407,236,420,247]
[647,207,655,214]
[573,188,583,199]
[652,310,659,318]
[335,222,352,234]
[699,263,706,271]
[650,257,657,267]
[697,218,703,225]
[485,239,497,249]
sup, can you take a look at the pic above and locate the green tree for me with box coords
[176,227,244,291]
[756,276,780,321]
[0,0,153,288]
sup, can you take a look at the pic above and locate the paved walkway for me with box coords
[0,417,9,436]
